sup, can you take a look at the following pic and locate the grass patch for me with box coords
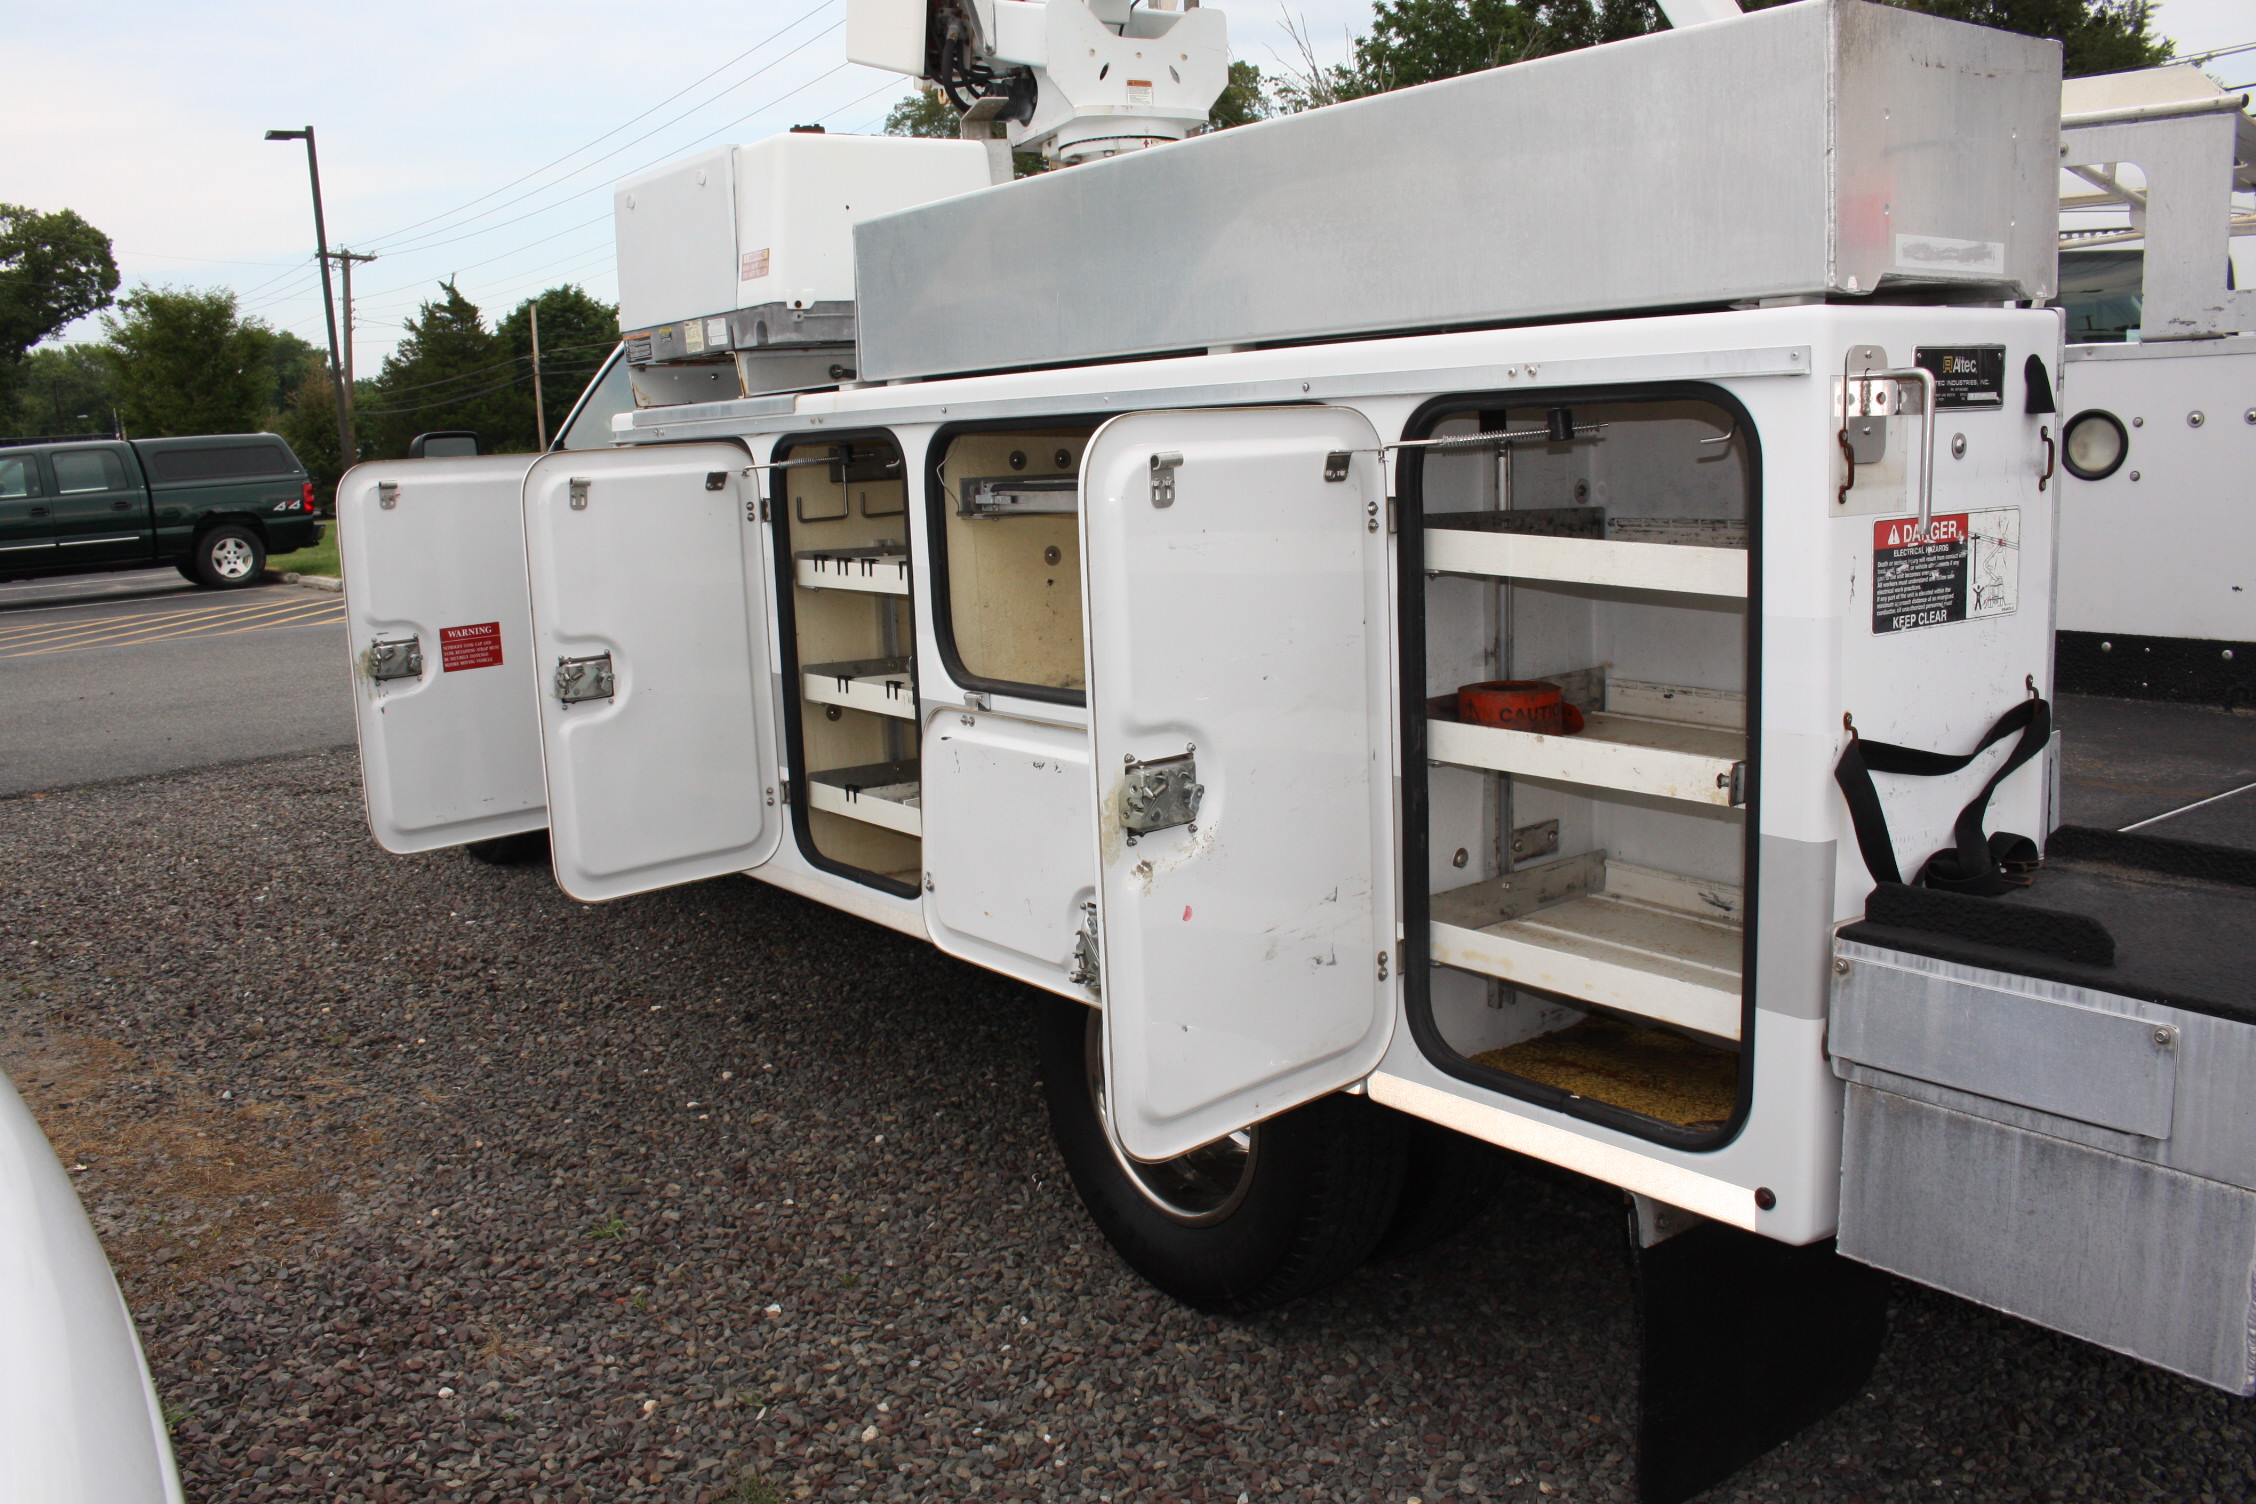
[266,526,339,580]
[726,1475,785,1504]
[586,1213,628,1240]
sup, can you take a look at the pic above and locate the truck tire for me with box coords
[190,525,265,589]
[1035,997,1407,1314]
[1367,1117,1508,1262]
[174,559,201,583]
[464,830,551,866]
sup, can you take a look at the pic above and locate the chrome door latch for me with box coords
[1149,451,1182,508]
[1069,901,1102,994]
[553,653,615,703]
[366,635,422,681]
[1121,751,1204,842]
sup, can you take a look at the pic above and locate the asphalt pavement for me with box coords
[0,568,353,796]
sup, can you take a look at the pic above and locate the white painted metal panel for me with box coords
[1425,528,1748,597]
[340,456,546,853]
[522,445,780,901]
[923,711,1097,985]
[1081,407,1396,1161]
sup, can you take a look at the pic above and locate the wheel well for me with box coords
[192,514,269,548]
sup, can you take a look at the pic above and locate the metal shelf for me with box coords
[803,658,915,720]
[807,760,922,837]
[1431,854,1743,1040]
[795,544,910,596]
[1428,709,1745,808]
[1426,527,1747,598]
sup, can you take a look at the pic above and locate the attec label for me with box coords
[440,621,504,671]
[1913,345,2006,409]
[1872,510,2019,634]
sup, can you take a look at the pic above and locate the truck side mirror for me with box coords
[409,431,481,459]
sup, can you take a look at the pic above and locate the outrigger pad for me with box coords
[1634,1222,1887,1504]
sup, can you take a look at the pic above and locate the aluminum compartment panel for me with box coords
[853,0,2059,380]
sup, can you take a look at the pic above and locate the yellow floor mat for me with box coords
[1473,1015,1738,1128]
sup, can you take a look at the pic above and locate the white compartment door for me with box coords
[1082,406,1396,1162]
[523,444,781,901]
[341,456,546,853]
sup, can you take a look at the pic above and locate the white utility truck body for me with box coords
[2051,65,2256,703]
[339,5,2256,1499]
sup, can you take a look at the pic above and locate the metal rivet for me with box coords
[2225,649,2236,662]
[824,704,842,721]
[2152,1026,2174,1048]
[2132,416,2144,427]
[2244,408,2255,426]
[2101,641,2113,652]
[1834,957,1852,976]
[2129,470,2141,481]
[1754,1187,1777,1211]
[2188,411,2206,428]
[1452,848,1469,868]
[1044,545,1062,565]
[1950,432,1967,459]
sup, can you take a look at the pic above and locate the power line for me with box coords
[357,0,840,253]
[366,26,845,260]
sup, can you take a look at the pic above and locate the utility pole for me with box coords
[329,248,377,461]
[264,127,350,469]
[530,298,548,450]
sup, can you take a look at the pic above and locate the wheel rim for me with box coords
[211,537,256,580]
[1084,1009,1258,1227]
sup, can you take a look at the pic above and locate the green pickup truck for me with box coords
[0,433,323,590]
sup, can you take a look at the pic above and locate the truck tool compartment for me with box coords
[1406,391,1755,1140]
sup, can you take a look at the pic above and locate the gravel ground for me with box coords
[3,748,2252,1504]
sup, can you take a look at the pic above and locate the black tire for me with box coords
[1035,996,1407,1314]
[174,559,201,583]
[190,524,265,589]
[1367,1115,1510,1262]
[464,830,551,866]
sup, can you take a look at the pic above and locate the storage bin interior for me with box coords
[782,437,922,887]
[934,426,1096,698]
[1418,397,1753,1133]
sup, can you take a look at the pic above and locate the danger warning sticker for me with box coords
[440,621,504,671]
[1872,510,2019,634]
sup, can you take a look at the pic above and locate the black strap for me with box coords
[1834,696,2051,897]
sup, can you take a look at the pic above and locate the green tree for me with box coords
[491,285,620,452]
[261,329,322,420]
[1209,60,1274,129]
[1876,0,2169,75]
[98,285,278,437]
[275,370,343,506]
[0,205,119,419]
[355,281,515,460]
[7,343,116,438]
[883,86,959,138]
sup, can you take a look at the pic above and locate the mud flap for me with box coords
[1634,1220,1887,1504]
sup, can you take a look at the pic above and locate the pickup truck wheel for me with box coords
[174,559,201,583]
[191,525,265,589]
[1035,997,1407,1314]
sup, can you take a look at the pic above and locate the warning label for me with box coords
[440,621,504,671]
[1872,510,2019,634]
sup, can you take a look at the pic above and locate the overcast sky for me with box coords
[7,0,2250,373]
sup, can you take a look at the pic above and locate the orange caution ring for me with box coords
[1457,680,1586,736]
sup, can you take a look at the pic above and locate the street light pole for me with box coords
[265,126,352,468]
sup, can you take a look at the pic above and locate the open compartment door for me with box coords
[523,444,781,902]
[1082,406,1396,1162]
[341,456,546,853]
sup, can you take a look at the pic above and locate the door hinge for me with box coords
[553,653,615,703]
[1720,760,1748,806]
[1324,450,1352,482]
[376,480,399,510]
[366,634,422,681]
[1069,901,1102,994]
[569,477,591,510]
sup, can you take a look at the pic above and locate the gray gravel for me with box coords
[4,748,2252,1504]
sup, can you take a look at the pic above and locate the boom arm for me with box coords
[850,0,1231,166]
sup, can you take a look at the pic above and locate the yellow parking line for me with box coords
[1,600,344,659]
[0,591,298,644]
[2,595,317,652]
